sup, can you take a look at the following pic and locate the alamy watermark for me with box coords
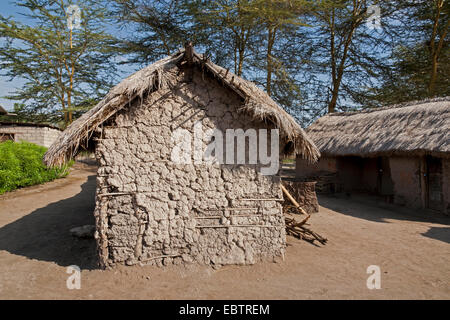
[171,121,280,176]
[366,5,382,30]
[66,5,81,30]
[366,265,381,289]
[66,265,81,290]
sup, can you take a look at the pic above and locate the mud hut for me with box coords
[296,98,450,214]
[44,45,319,268]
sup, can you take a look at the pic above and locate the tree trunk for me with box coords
[328,88,339,113]
[237,44,244,76]
[428,53,438,97]
[266,27,276,97]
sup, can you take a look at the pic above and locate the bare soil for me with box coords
[0,162,448,299]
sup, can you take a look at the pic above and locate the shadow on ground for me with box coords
[318,194,450,226]
[0,175,98,270]
[421,227,450,244]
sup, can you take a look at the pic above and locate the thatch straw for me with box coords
[44,48,320,167]
[307,97,450,158]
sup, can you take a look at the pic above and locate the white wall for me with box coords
[0,125,60,148]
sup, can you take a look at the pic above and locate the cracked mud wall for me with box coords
[94,69,286,268]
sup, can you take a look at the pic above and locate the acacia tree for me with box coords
[188,0,261,77]
[289,0,400,117]
[325,1,365,113]
[411,0,450,96]
[114,0,442,126]
[374,0,449,103]
[309,0,374,113]
[112,0,194,65]
[236,0,312,97]
[0,0,118,127]
[427,0,449,95]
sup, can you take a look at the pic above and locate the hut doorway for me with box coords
[376,157,394,202]
[426,156,443,211]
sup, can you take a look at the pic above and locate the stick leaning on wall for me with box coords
[281,185,328,245]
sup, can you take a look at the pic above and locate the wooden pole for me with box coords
[184,41,194,65]
[281,185,308,215]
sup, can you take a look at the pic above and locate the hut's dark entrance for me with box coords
[0,133,14,143]
[426,156,443,211]
[376,157,394,202]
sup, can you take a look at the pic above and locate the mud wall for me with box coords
[442,159,450,215]
[295,156,337,178]
[94,69,286,268]
[389,157,422,208]
[282,181,319,213]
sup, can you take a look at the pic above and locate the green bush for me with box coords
[0,141,73,194]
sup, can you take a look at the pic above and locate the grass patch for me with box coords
[281,158,295,164]
[0,141,73,194]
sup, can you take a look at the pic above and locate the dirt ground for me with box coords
[0,162,449,300]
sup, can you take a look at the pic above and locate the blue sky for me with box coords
[0,1,24,111]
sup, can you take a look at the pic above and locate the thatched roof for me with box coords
[44,46,319,167]
[0,105,8,115]
[0,105,16,116]
[307,97,450,158]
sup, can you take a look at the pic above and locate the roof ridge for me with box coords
[328,96,450,117]
[43,47,320,166]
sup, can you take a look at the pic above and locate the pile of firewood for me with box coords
[281,185,328,245]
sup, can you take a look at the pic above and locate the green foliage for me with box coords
[0,141,73,194]
[371,0,450,105]
[0,103,61,126]
[373,43,450,105]
[111,0,203,67]
[0,0,118,127]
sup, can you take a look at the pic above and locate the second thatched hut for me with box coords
[296,98,450,215]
